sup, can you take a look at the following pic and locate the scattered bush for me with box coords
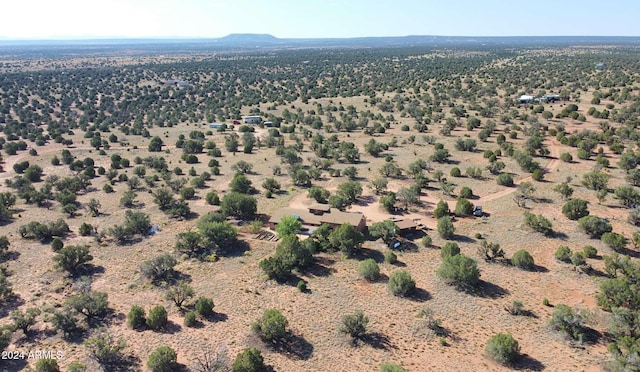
[165,281,195,308]
[35,358,60,372]
[421,235,432,247]
[385,250,398,264]
[583,246,598,258]
[232,348,265,372]
[11,307,41,335]
[387,270,416,297]
[379,363,407,372]
[83,330,126,367]
[601,232,628,252]
[340,310,369,342]
[511,249,535,270]
[523,211,553,236]
[359,259,381,282]
[127,305,146,330]
[147,346,178,372]
[486,333,520,365]
[184,311,197,327]
[506,300,524,316]
[571,251,587,267]
[195,297,214,317]
[440,242,460,259]
[562,199,589,220]
[549,304,585,341]
[459,186,473,199]
[251,308,288,342]
[437,254,480,290]
[140,254,177,283]
[66,361,87,372]
[437,216,455,239]
[296,280,307,292]
[146,306,168,330]
[555,246,571,262]
[54,245,93,276]
[496,173,514,186]
[578,215,612,238]
[51,237,63,252]
[477,240,505,262]
[454,198,474,216]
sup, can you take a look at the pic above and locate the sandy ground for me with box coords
[0,91,629,371]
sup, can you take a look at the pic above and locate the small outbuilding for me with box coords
[519,95,534,104]
[242,116,262,124]
[269,206,367,232]
[393,219,419,235]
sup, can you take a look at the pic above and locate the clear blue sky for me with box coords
[2,0,639,39]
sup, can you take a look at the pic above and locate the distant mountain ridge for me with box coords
[1,34,639,50]
[216,33,279,44]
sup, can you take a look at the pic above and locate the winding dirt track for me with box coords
[478,138,561,203]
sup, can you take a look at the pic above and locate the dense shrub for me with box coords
[550,304,585,341]
[339,310,369,341]
[387,270,416,297]
[54,245,93,276]
[433,200,450,218]
[184,311,197,327]
[555,246,571,262]
[251,309,288,342]
[127,305,146,330]
[511,249,535,270]
[232,348,265,372]
[437,254,480,289]
[35,358,60,372]
[486,333,520,365]
[601,232,628,252]
[421,235,432,247]
[578,215,612,238]
[583,246,598,258]
[454,198,474,216]
[51,237,63,252]
[385,251,398,264]
[440,242,460,259]
[560,152,573,162]
[359,259,381,282]
[523,211,553,236]
[146,306,168,330]
[437,216,455,239]
[380,363,407,372]
[459,186,473,199]
[496,173,514,186]
[195,297,214,317]
[562,199,589,220]
[571,251,587,267]
[140,254,177,283]
[147,346,178,372]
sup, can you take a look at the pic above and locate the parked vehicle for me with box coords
[473,205,483,217]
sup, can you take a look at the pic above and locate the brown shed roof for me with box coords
[269,207,364,227]
[308,203,331,212]
[394,219,418,230]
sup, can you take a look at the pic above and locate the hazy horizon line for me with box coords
[1,34,639,42]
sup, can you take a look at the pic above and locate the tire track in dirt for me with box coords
[477,138,561,203]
